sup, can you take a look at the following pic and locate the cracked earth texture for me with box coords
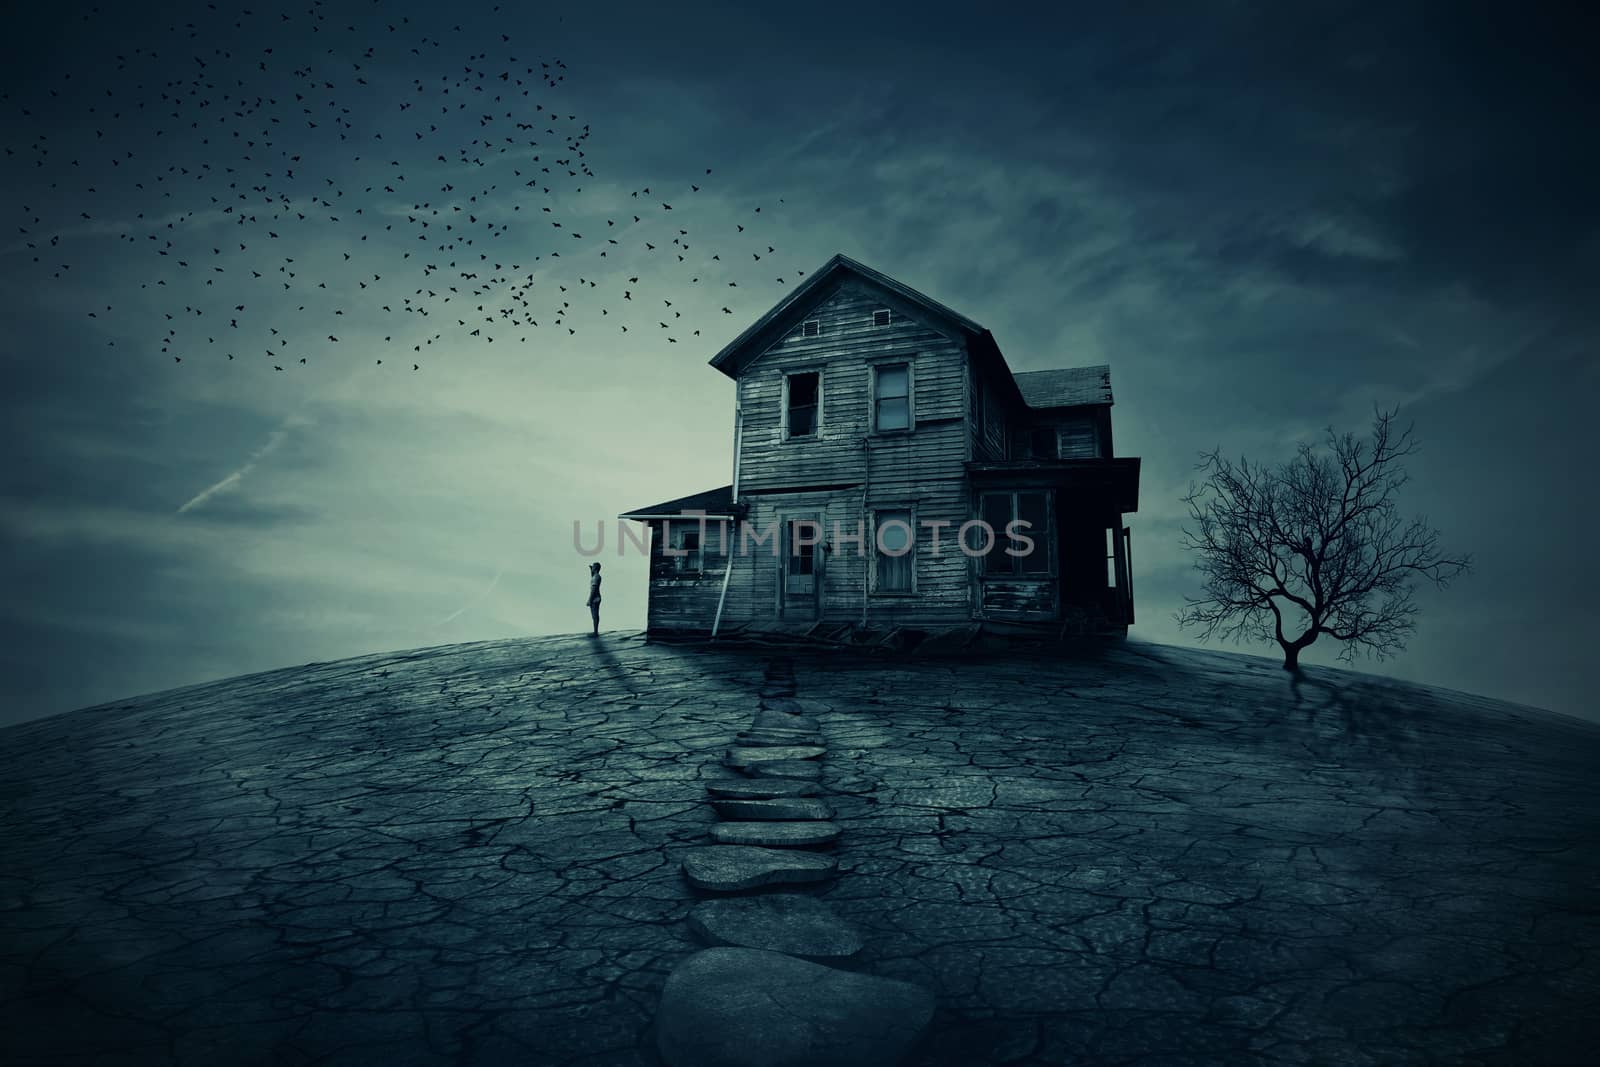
[2,632,1597,1065]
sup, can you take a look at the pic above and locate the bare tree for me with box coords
[1177,407,1471,671]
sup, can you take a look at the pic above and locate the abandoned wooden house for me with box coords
[618,253,1140,641]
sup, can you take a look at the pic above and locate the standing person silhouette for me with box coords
[586,562,602,636]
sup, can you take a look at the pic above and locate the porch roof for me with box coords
[618,484,736,521]
[966,458,1141,514]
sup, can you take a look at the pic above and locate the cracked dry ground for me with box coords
[2,634,1597,1065]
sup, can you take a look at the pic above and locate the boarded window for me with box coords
[787,372,818,437]
[875,510,914,592]
[981,491,1052,575]
[1057,416,1099,459]
[874,364,911,431]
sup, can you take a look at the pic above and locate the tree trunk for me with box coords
[1281,631,1315,672]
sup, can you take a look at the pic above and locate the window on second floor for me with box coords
[785,371,820,438]
[873,363,912,432]
[1027,427,1057,459]
[1057,415,1100,458]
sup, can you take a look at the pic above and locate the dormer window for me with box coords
[801,319,820,338]
[872,308,891,327]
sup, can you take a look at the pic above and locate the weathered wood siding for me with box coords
[979,577,1058,618]
[643,520,731,631]
[646,270,1135,634]
[707,277,982,629]
[1010,406,1114,460]
[709,467,975,629]
[970,364,1009,461]
[735,278,970,493]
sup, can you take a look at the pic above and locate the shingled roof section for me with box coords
[1012,365,1114,409]
[618,485,735,521]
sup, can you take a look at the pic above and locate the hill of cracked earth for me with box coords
[1,631,1596,1065]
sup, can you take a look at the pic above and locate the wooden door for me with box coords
[781,516,822,619]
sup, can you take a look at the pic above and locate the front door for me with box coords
[780,515,823,620]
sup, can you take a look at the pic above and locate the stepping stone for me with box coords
[741,721,816,733]
[725,745,825,767]
[710,820,839,847]
[743,760,824,780]
[735,731,824,748]
[759,697,805,714]
[681,846,836,891]
[688,894,863,959]
[753,711,819,732]
[705,779,823,799]
[713,797,834,821]
[656,947,934,1067]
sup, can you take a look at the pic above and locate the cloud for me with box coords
[438,566,506,627]
[0,207,236,257]
[176,412,310,514]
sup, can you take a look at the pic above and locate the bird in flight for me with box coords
[8,8,804,373]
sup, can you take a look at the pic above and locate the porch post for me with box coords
[1111,519,1130,625]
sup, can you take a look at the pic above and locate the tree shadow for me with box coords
[1287,665,1427,761]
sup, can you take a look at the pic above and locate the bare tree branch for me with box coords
[1176,408,1472,671]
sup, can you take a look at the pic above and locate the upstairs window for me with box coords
[1028,428,1057,459]
[801,319,820,338]
[785,371,819,438]
[872,308,892,327]
[1057,415,1100,458]
[873,363,912,432]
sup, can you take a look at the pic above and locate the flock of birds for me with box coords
[4,0,808,373]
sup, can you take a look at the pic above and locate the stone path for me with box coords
[658,657,934,1065]
[1,632,1597,1064]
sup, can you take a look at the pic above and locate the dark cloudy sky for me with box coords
[2,0,1594,727]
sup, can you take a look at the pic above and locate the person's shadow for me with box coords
[579,630,648,698]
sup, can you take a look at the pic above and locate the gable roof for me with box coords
[708,253,1028,411]
[710,253,986,371]
[1013,365,1114,408]
[618,484,735,521]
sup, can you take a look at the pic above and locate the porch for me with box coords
[965,458,1141,632]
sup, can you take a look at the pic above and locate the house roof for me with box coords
[1013,365,1114,408]
[708,253,995,376]
[618,484,735,521]
[707,253,1030,413]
